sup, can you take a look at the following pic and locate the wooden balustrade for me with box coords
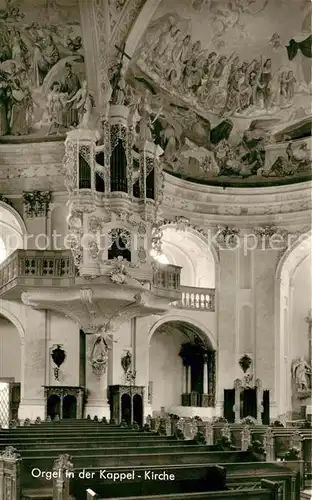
[0,249,76,296]
[171,286,215,311]
[0,250,182,297]
[152,263,181,290]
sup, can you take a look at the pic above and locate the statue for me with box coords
[91,333,109,377]
[138,91,153,142]
[292,356,311,392]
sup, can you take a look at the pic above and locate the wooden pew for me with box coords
[48,461,286,500]
[27,460,298,500]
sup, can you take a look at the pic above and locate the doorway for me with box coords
[223,389,235,423]
[121,393,131,424]
[47,395,61,420]
[63,395,77,419]
[241,388,257,419]
[133,394,143,426]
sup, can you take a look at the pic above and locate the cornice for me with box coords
[161,173,312,225]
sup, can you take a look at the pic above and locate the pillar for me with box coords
[203,357,208,394]
[187,365,191,393]
[183,364,187,393]
[234,378,242,423]
[202,355,209,407]
[256,378,263,424]
[84,334,110,419]
[208,351,216,407]
[18,308,46,422]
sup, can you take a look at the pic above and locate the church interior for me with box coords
[0,0,311,499]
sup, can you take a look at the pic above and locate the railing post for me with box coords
[0,446,21,500]
[86,489,98,500]
[53,454,73,500]
[261,479,284,500]
[263,428,275,461]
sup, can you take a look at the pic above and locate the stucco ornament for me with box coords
[109,256,129,284]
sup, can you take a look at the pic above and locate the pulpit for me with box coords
[44,386,84,420]
[108,385,144,426]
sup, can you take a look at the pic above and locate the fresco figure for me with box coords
[33,33,60,86]
[66,80,94,128]
[0,70,8,135]
[61,63,80,127]
[46,81,65,135]
[8,73,30,135]
[10,28,28,67]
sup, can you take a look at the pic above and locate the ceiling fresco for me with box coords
[0,0,86,139]
[128,0,312,186]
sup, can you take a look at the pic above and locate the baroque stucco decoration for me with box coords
[125,0,311,186]
[0,0,88,139]
[23,190,51,217]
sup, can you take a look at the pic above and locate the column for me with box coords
[256,378,263,424]
[183,364,187,393]
[208,351,216,407]
[202,355,209,407]
[305,310,312,422]
[18,308,46,422]
[234,379,242,423]
[187,365,191,393]
[84,334,110,419]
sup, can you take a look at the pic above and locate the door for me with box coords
[121,393,131,425]
[133,394,143,426]
[223,389,235,423]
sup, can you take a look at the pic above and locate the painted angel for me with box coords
[292,356,311,392]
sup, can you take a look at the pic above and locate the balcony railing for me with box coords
[181,391,215,407]
[0,250,182,299]
[152,263,181,291]
[0,249,76,297]
[171,286,215,312]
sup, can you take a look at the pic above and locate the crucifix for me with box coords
[115,43,131,62]
[305,308,312,365]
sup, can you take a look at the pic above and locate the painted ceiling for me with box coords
[128,0,312,186]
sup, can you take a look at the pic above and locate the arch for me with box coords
[274,230,312,419]
[0,202,27,257]
[148,316,216,415]
[0,303,25,342]
[158,226,217,288]
[275,230,312,281]
[0,202,27,236]
[148,313,216,350]
[124,0,162,67]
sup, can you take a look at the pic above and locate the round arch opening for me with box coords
[149,319,216,419]
[0,202,26,263]
[275,232,312,420]
[0,313,22,428]
[156,226,216,288]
